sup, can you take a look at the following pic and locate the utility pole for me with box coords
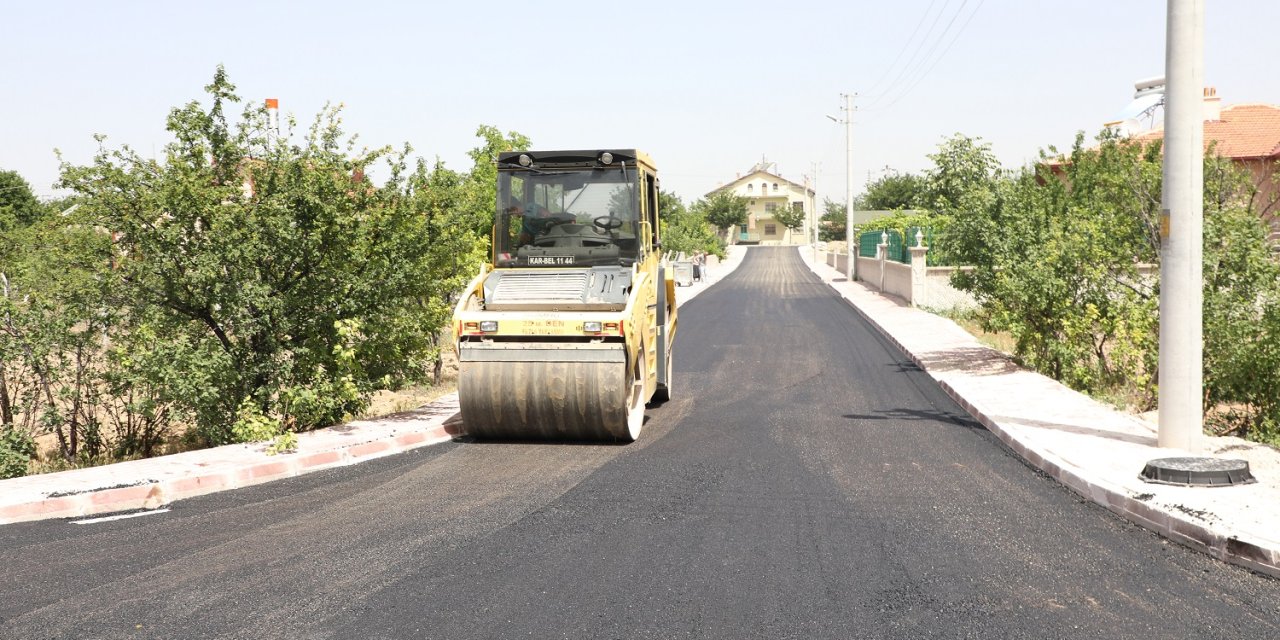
[810,161,820,264]
[1158,0,1204,451]
[842,93,856,281]
[826,93,856,280]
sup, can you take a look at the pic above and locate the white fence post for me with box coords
[909,229,929,307]
[877,231,889,292]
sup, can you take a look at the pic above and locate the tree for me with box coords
[819,198,846,241]
[939,128,1280,444]
[0,169,43,232]
[659,189,723,258]
[696,191,749,234]
[462,125,531,239]
[772,201,807,233]
[0,199,119,465]
[921,134,1007,291]
[0,171,48,331]
[1199,147,1280,442]
[861,170,925,211]
[57,66,482,446]
[943,132,1160,395]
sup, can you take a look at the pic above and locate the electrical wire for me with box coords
[862,0,956,110]
[872,0,986,114]
[862,0,942,98]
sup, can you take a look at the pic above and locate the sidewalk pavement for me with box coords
[0,246,748,526]
[800,247,1280,579]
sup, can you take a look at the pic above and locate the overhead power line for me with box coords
[864,0,985,114]
[863,0,956,110]
[863,0,942,98]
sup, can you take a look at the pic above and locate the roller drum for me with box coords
[457,342,644,441]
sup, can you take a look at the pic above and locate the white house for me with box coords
[707,161,815,245]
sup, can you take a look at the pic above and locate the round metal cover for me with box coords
[1139,457,1256,487]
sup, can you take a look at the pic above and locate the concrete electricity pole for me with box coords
[1158,0,1204,451]
[842,93,855,281]
[810,162,820,264]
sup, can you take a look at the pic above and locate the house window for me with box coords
[773,183,779,192]
[792,201,803,213]
[765,224,777,235]
[765,202,777,213]
[746,184,753,193]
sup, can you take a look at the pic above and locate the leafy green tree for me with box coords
[861,170,925,211]
[0,170,43,232]
[942,132,1161,395]
[772,201,807,233]
[940,128,1280,440]
[659,189,723,258]
[1199,149,1280,442]
[923,134,1009,290]
[57,66,481,445]
[696,191,749,235]
[0,206,118,463]
[920,134,1002,220]
[819,198,846,242]
[462,125,531,239]
[0,170,48,301]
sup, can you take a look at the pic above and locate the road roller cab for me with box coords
[452,150,677,442]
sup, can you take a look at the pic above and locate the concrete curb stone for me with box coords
[0,403,462,524]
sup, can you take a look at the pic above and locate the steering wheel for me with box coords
[593,215,624,232]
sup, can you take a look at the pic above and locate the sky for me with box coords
[4,1,1279,207]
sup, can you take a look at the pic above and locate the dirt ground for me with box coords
[360,349,459,419]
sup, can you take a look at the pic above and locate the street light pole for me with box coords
[1158,0,1204,452]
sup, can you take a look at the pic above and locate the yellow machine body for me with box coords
[451,150,677,441]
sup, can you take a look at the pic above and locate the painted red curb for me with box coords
[87,485,155,508]
[347,440,394,459]
[0,410,466,526]
[296,450,344,469]
[167,473,234,500]
[0,496,83,520]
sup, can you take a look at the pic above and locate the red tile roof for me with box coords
[1135,103,1280,159]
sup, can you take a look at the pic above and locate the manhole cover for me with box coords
[1140,457,1256,487]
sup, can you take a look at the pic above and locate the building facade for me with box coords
[707,162,815,245]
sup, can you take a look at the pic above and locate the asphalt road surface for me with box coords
[2,247,1277,639]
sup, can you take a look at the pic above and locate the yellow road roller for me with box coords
[452,150,677,441]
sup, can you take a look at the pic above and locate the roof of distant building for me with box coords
[1134,103,1280,159]
[707,166,814,198]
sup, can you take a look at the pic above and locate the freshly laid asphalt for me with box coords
[1,246,1278,639]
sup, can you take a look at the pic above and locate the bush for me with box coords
[935,130,1280,441]
[0,426,36,479]
[57,66,484,448]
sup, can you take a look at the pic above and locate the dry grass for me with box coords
[946,313,1019,356]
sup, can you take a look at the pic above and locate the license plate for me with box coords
[528,256,574,265]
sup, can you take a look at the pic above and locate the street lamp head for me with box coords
[826,115,838,123]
